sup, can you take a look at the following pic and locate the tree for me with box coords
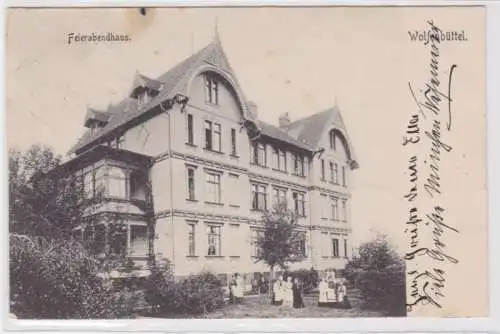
[8,145,132,267]
[9,145,85,239]
[344,234,406,316]
[254,204,305,279]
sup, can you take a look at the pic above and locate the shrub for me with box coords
[344,235,406,316]
[9,234,138,319]
[145,266,225,316]
[286,267,319,293]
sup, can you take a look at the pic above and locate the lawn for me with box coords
[205,293,386,318]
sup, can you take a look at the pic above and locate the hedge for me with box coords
[10,234,139,319]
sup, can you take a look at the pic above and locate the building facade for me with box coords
[63,35,359,280]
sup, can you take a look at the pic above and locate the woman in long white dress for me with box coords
[273,276,284,305]
[233,273,245,303]
[282,276,294,307]
[318,278,328,305]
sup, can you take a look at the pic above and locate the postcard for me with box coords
[5,5,487,322]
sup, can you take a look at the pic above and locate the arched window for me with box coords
[107,166,127,198]
[329,130,336,150]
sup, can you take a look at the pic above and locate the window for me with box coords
[188,223,196,256]
[330,131,336,150]
[214,123,222,152]
[130,225,148,257]
[204,121,222,152]
[187,114,194,145]
[321,232,329,257]
[108,167,127,198]
[94,167,107,196]
[331,197,339,220]
[330,162,339,184]
[231,128,237,155]
[187,167,196,201]
[251,142,267,167]
[207,225,221,256]
[292,154,305,176]
[83,171,94,199]
[206,172,221,203]
[292,191,306,216]
[228,174,239,206]
[342,165,347,186]
[109,136,124,149]
[93,224,106,255]
[341,199,347,221]
[109,223,128,256]
[272,147,287,172]
[320,194,328,219]
[296,232,307,257]
[205,121,212,150]
[205,75,219,105]
[117,136,125,149]
[332,238,340,257]
[138,91,150,105]
[272,187,287,208]
[321,159,325,181]
[228,224,240,256]
[251,183,267,211]
[344,239,348,258]
[251,228,263,257]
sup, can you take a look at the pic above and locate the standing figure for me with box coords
[229,274,237,304]
[318,278,328,305]
[282,276,294,307]
[337,279,351,308]
[234,273,245,303]
[292,278,305,309]
[272,276,284,305]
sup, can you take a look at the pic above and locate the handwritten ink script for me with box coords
[402,20,460,312]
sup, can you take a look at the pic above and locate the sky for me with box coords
[5,7,486,254]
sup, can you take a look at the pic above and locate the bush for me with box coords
[145,265,225,316]
[344,235,406,316]
[286,267,319,293]
[9,234,138,319]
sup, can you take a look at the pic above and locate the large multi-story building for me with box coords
[62,34,358,280]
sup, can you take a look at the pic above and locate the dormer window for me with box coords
[137,91,150,105]
[130,73,162,104]
[204,74,219,105]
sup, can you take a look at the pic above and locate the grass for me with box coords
[204,292,386,318]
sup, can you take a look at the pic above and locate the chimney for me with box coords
[248,101,258,118]
[279,112,291,129]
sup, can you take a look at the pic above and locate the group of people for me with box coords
[272,275,305,309]
[228,272,349,309]
[228,273,245,304]
[318,277,349,307]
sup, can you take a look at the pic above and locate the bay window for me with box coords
[108,166,127,198]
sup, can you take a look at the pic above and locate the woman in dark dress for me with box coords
[292,278,305,309]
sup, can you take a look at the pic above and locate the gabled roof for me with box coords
[130,73,164,98]
[257,120,313,151]
[69,37,254,155]
[83,107,111,128]
[286,107,358,167]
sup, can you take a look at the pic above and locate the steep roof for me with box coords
[69,37,253,155]
[286,107,358,166]
[257,120,313,151]
[83,107,111,127]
